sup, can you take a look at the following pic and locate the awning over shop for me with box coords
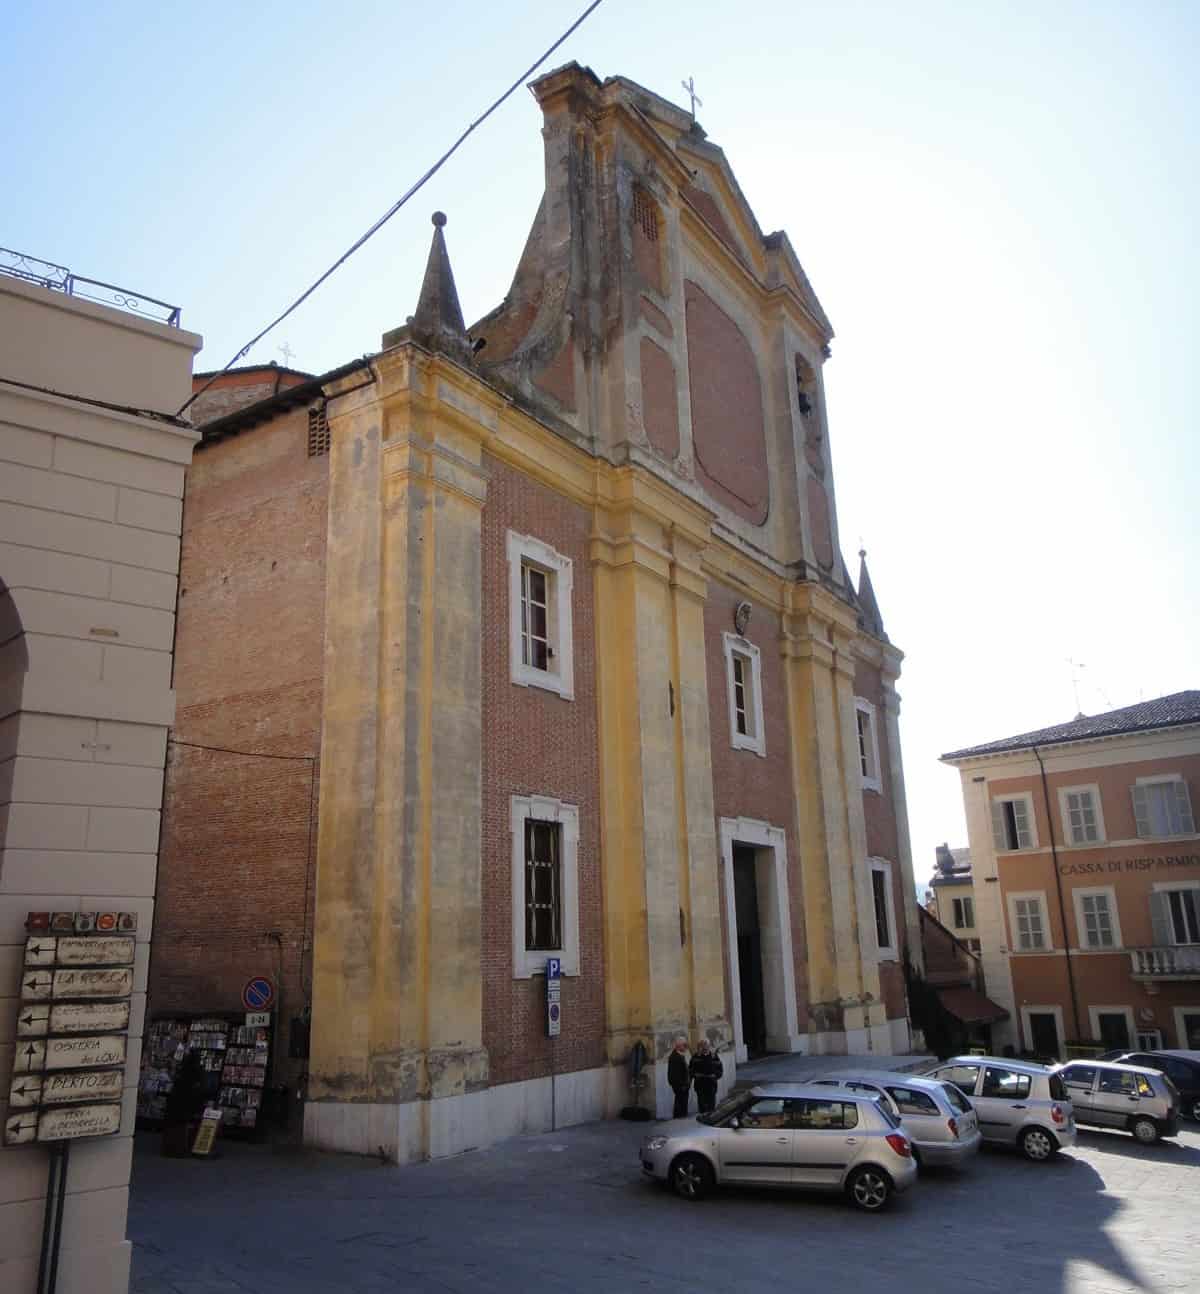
[937,986,1009,1025]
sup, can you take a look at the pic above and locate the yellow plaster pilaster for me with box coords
[309,350,489,1123]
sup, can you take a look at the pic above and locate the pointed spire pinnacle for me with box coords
[856,547,887,641]
[406,212,471,359]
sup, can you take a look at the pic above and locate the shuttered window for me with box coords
[992,797,1033,850]
[1132,780,1195,838]
[1080,893,1114,948]
[1152,888,1200,946]
[1065,790,1099,844]
[1013,896,1046,950]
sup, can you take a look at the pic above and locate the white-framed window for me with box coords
[854,698,881,793]
[723,632,765,756]
[1151,884,1200,947]
[952,895,975,930]
[510,794,580,978]
[1132,775,1195,838]
[869,858,898,960]
[1137,1028,1163,1051]
[1088,1005,1134,1053]
[1072,885,1122,949]
[1007,890,1050,951]
[991,794,1036,851]
[1058,784,1105,845]
[507,531,574,700]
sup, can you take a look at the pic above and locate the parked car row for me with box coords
[640,1050,1191,1212]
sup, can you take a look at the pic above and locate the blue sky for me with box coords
[8,1,1198,892]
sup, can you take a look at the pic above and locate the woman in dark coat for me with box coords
[689,1038,723,1114]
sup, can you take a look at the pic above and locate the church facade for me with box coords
[153,65,922,1163]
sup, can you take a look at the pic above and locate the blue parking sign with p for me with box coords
[546,957,561,980]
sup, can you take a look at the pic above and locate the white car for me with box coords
[640,1082,918,1211]
[927,1057,1076,1161]
[811,1071,982,1169]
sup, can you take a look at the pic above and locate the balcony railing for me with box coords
[1129,946,1200,979]
[1,247,181,327]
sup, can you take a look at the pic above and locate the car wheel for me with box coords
[1190,1098,1200,1124]
[1131,1116,1159,1145]
[847,1165,892,1212]
[1020,1127,1056,1162]
[670,1153,713,1202]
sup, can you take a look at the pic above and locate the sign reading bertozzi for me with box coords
[3,912,138,1147]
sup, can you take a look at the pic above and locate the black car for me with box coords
[1112,1051,1200,1123]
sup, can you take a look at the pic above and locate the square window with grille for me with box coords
[525,819,562,952]
[307,403,330,457]
[869,859,897,957]
[1132,779,1195,838]
[992,796,1034,850]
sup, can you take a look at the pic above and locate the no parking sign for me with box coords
[242,976,275,1012]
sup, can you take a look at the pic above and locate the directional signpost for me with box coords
[3,912,137,1148]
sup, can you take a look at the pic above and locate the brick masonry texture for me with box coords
[186,368,311,428]
[479,452,606,1086]
[685,280,770,525]
[151,407,326,1090]
[855,658,909,1018]
[704,584,808,1025]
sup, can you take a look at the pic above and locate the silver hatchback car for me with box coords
[640,1082,918,1211]
[811,1071,982,1168]
[1054,1059,1179,1144]
[927,1056,1076,1162]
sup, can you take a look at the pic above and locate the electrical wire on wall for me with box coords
[179,0,606,420]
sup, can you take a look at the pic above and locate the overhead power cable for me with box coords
[178,0,605,419]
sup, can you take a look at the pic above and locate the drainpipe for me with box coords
[1032,745,1082,1044]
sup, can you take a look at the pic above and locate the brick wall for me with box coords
[855,657,912,995]
[187,367,311,429]
[704,584,808,1025]
[479,453,606,1085]
[152,407,328,1091]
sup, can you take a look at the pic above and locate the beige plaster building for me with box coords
[928,844,980,953]
[1,255,200,1293]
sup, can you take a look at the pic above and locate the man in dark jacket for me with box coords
[667,1036,690,1118]
[689,1038,723,1114]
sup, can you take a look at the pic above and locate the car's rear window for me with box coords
[1048,1074,1067,1101]
[872,1099,901,1129]
[939,1082,971,1114]
[886,1085,938,1115]
[982,1067,1031,1100]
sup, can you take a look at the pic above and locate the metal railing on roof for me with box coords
[1,246,181,327]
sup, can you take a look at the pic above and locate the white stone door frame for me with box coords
[719,816,801,1063]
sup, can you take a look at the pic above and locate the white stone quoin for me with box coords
[1,271,201,1294]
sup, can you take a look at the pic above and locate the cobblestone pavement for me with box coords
[129,1111,1200,1294]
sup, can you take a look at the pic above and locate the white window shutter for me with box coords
[1013,799,1032,849]
[1132,784,1151,838]
[1149,889,1173,946]
[991,801,1006,851]
[1175,782,1195,834]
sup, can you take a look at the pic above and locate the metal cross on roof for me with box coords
[279,341,296,367]
[681,76,703,120]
